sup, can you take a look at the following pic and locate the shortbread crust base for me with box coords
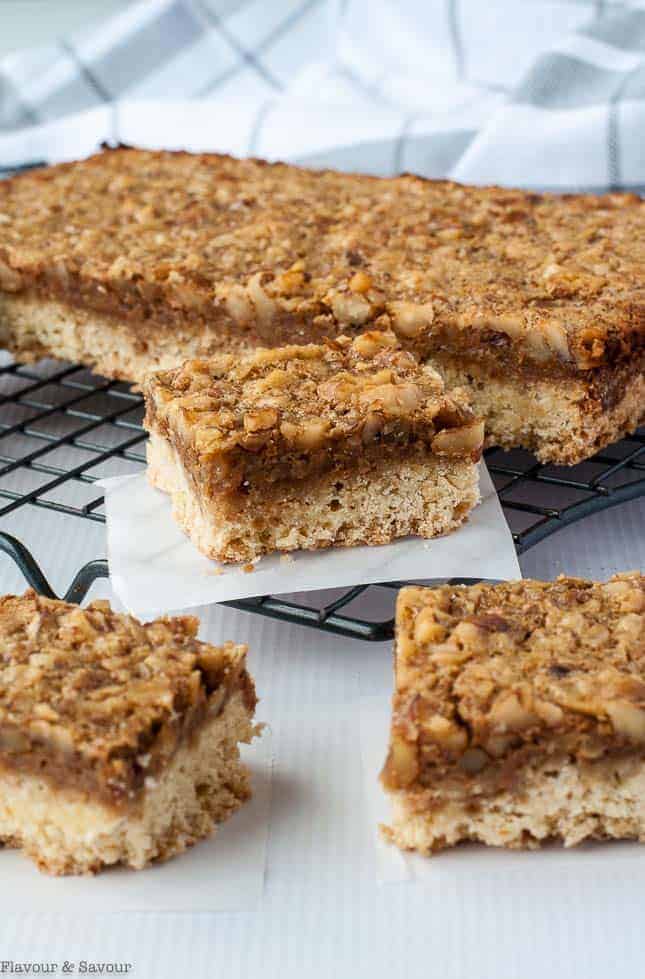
[147,432,480,564]
[384,754,645,854]
[436,356,644,465]
[0,691,255,875]
[0,294,248,383]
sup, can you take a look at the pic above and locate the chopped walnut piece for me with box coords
[349,271,373,294]
[384,735,419,788]
[389,301,435,338]
[489,689,538,731]
[351,330,398,357]
[431,419,485,459]
[606,701,645,742]
[274,269,306,296]
[244,408,279,433]
[424,714,468,752]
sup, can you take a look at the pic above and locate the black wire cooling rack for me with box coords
[0,353,642,640]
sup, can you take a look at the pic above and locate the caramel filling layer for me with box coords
[0,670,255,811]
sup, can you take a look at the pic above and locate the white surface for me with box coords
[99,466,520,616]
[0,577,643,978]
[0,733,272,912]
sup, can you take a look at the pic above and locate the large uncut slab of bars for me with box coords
[0,147,642,462]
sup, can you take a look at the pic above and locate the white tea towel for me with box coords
[1,0,644,192]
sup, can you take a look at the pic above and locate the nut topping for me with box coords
[144,331,483,495]
[605,701,645,742]
[328,291,372,325]
[280,418,330,450]
[360,382,422,416]
[489,689,538,731]
[383,575,645,793]
[349,271,373,294]
[425,714,468,752]
[351,331,398,357]
[384,735,419,787]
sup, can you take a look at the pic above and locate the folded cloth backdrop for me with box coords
[0,0,644,189]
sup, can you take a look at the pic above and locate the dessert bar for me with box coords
[0,147,642,462]
[0,591,258,874]
[143,332,484,563]
[381,574,645,853]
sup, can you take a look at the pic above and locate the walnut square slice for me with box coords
[143,332,483,563]
[0,591,258,875]
[381,573,645,854]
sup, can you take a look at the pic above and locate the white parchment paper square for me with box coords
[99,465,521,618]
[0,733,271,912]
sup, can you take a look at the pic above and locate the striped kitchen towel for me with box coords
[0,0,644,191]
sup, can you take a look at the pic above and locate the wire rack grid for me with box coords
[0,354,642,640]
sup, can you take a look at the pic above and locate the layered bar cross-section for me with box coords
[381,574,645,853]
[143,332,484,563]
[0,591,258,874]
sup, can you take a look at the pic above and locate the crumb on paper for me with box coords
[280,554,295,565]
[243,563,256,574]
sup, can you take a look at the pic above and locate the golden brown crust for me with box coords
[382,574,645,794]
[0,591,256,808]
[143,332,484,497]
[0,147,643,375]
